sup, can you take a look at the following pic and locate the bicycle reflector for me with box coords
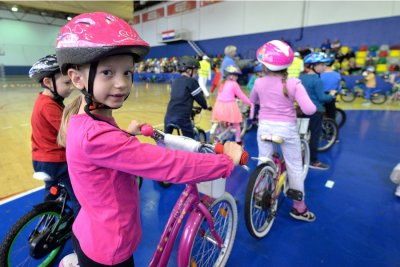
[50,186,59,196]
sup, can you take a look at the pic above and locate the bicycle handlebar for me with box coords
[141,124,249,166]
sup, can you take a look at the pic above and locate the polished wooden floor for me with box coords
[0,78,218,200]
[1,77,400,266]
[0,77,399,200]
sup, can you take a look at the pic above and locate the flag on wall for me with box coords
[162,30,176,41]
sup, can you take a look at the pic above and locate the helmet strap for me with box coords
[50,75,64,106]
[311,65,321,76]
[83,62,112,116]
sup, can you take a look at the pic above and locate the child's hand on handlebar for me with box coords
[329,90,337,96]
[127,120,145,135]
[223,141,244,166]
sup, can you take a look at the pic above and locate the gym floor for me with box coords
[0,79,399,266]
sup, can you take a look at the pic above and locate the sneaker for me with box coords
[395,185,400,197]
[59,253,79,267]
[309,161,329,170]
[289,208,316,222]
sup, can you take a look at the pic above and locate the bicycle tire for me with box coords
[158,181,172,188]
[194,128,207,144]
[335,108,346,128]
[244,163,278,239]
[0,202,70,267]
[301,138,310,180]
[340,89,356,102]
[137,176,143,190]
[187,193,238,267]
[317,118,338,152]
[371,92,387,104]
[240,116,248,137]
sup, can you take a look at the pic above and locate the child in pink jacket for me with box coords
[55,12,243,266]
[210,65,252,145]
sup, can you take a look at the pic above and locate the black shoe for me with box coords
[309,161,329,170]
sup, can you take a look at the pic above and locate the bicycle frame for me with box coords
[253,145,287,201]
[149,184,222,267]
[139,125,246,267]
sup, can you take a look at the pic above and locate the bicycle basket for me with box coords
[297,118,310,135]
[197,178,226,198]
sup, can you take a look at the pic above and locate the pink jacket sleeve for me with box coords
[83,125,235,184]
[233,82,252,106]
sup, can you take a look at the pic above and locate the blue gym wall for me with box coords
[147,16,400,59]
[3,16,400,76]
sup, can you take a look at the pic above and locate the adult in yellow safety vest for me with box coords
[287,52,304,78]
[198,55,211,98]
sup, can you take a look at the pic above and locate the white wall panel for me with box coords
[199,1,245,39]
[306,1,396,26]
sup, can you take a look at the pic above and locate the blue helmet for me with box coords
[304,52,331,65]
[253,64,263,72]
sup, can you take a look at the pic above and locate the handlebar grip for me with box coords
[141,124,155,137]
[214,143,249,165]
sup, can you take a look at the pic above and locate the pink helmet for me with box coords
[56,12,150,74]
[256,40,294,71]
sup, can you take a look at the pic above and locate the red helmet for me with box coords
[256,40,294,71]
[56,12,150,74]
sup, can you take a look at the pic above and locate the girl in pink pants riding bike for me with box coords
[250,40,317,222]
[55,12,243,267]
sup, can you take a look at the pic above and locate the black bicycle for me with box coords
[0,173,143,266]
[0,173,73,266]
[160,106,208,188]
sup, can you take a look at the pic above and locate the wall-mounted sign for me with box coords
[142,7,165,22]
[167,1,196,16]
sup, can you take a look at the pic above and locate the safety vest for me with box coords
[199,60,211,78]
[287,57,304,78]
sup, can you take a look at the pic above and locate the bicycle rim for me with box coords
[0,205,65,267]
[371,93,387,104]
[317,118,338,152]
[194,128,207,144]
[301,139,310,179]
[188,193,237,267]
[240,117,247,137]
[340,90,355,102]
[244,164,278,239]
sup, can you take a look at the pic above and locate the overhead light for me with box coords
[66,15,72,21]
[11,5,18,12]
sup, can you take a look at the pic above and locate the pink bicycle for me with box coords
[141,125,249,267]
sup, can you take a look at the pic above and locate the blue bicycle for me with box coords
[340,81,387,104]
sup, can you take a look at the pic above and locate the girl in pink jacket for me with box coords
[251,40,317,222]
[55,12,243,266]
[210,65,252,145]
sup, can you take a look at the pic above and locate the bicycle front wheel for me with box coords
[340,89,356,102]
[317,118,338,152]
[188,193,238,267]
[301,138,310,179]
[194,128,207,144]
[244,163,278,239]
[335,108,346,128]
[0,203,69,267]
[371,91,387,104]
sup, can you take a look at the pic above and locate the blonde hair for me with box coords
[57,95,82,147]
[224,45,237,56]
[265,68,289,98]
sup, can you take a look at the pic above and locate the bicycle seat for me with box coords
[33,172,52,182]
[260,134,283,144]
